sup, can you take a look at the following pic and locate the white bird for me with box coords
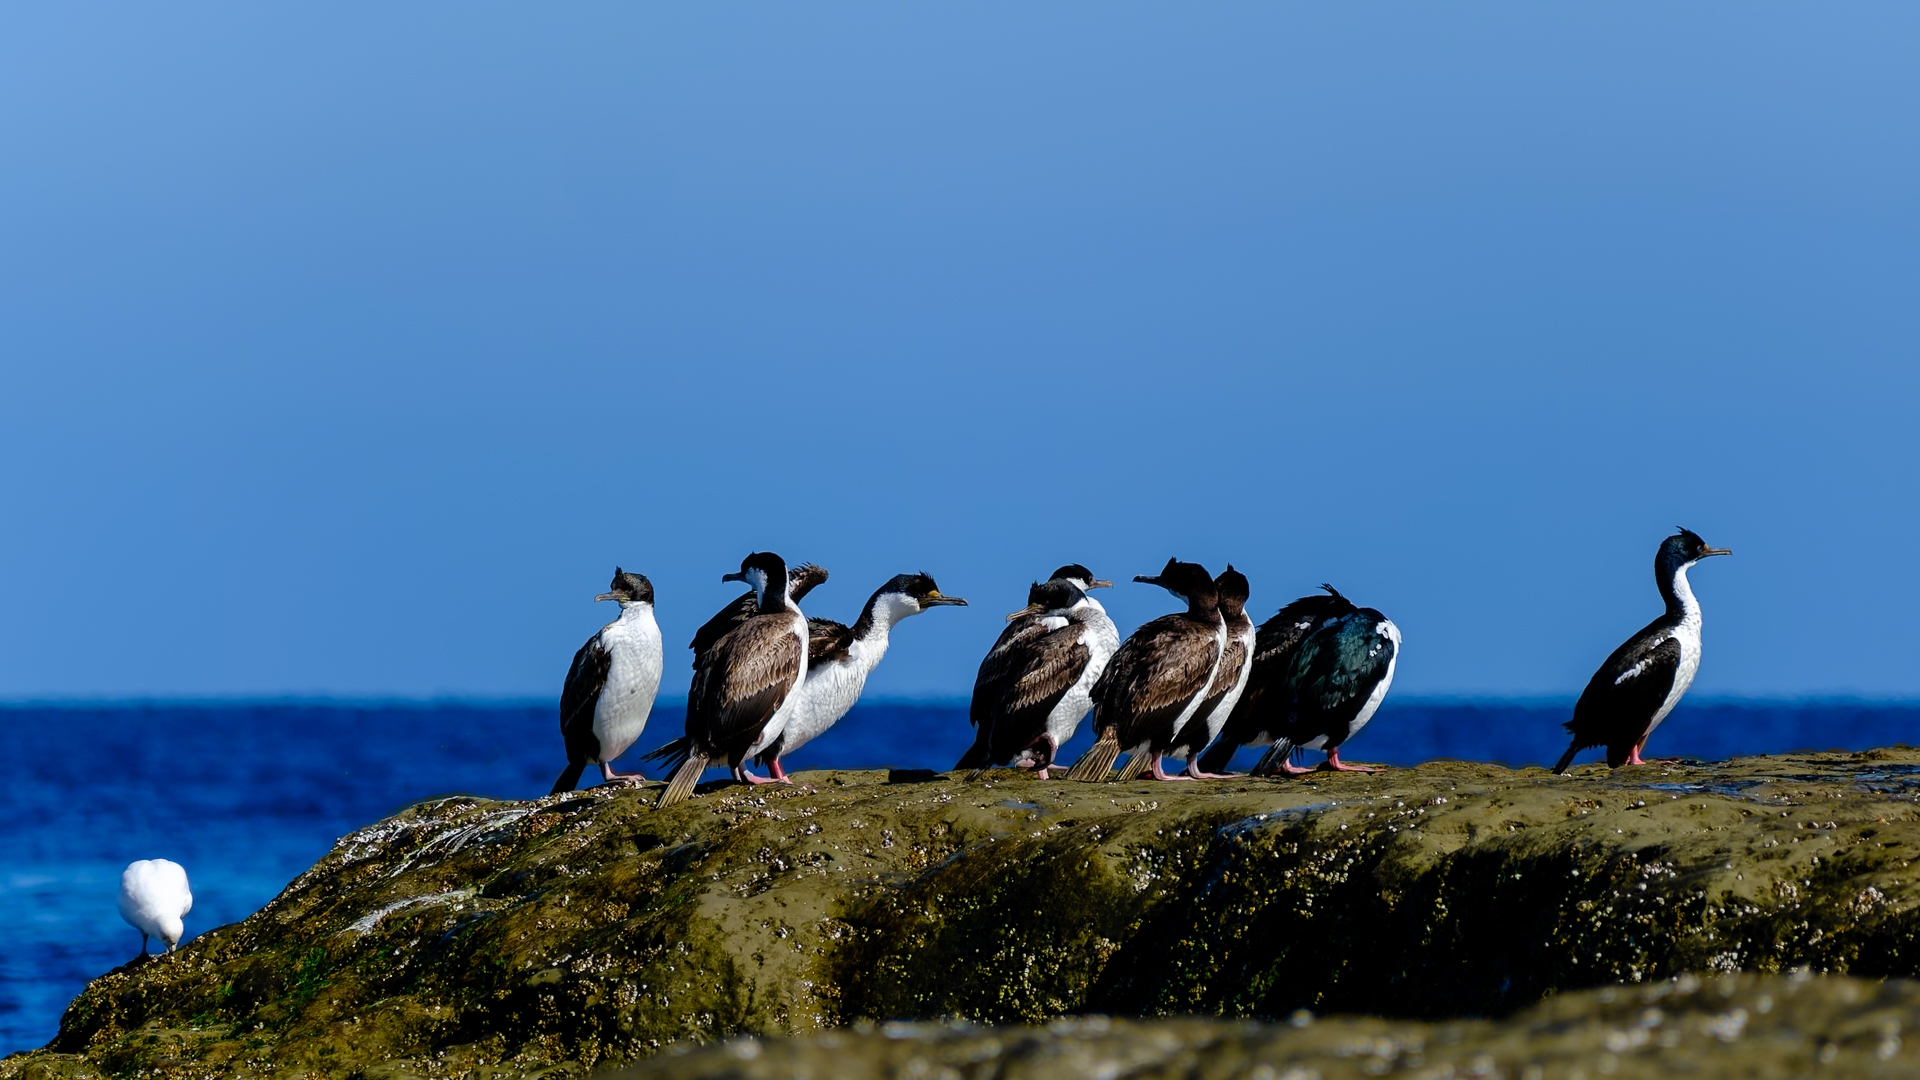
[118,859,192,956]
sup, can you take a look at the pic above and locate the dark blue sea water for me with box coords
[3,697,1916,1054]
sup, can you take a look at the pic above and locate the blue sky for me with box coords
[1,5,1915,700]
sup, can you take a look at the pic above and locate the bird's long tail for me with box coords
[1195,737,1238,776]
[1552,740,1581,774]
[550,760,587,795]
[1249,741,1295,777]
[657,751,710,808]
[642,737,694,777]
[1066,730,1121,782]
[954,728,992,772]
[1113,750,1152,782]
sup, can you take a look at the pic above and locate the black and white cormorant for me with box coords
[1160,566,1255,779]
[656,552,810,808]
[551,568,664,794]
[652,573,965,782]
[1066,559,1226,782]
[957,578,1118,779]
[1250,599,1401,775]
[956,564,1118,777]
[687,563,829,667]
[1552,528,1731,774]
[1195,585,1357,775]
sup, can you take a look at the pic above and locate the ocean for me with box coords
[2,697,1915,1055]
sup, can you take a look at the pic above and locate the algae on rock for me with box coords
[11,750,1920,1077]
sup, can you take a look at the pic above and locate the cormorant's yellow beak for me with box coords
[1701,546,1732,558]
[1088,579,1114,589]
[922,590,968,607]
[595,592,620,602]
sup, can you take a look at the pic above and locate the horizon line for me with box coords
[3,693,1919,709]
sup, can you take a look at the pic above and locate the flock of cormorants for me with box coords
[114,528,1729,958]
[551,528,1732,802]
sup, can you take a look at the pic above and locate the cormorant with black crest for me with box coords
[1552,528,1731,773]
[552,568,663,794]
[1066,559,1225,782]
[1160,566,1255,779]
[657,552,810,808]
[1196,585,1357,775]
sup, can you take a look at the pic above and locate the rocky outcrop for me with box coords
[9,750,1920,1078]
[612,973,1920,1079]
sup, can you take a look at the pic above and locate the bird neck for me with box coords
[758,576,795,616]
[1658,558,1701,625]
[850,592,916,644]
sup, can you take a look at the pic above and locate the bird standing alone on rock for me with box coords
[119,859,191,958]
[658,552,811,807]
[1067,559,1225,782]
[1553,528,1731,773]
[552,569,663,794]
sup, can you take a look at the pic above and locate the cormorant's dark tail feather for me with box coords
[550,761,587,795]
[964,766,991,782]
[1195,738,1238,776]
[656,752,710,808]
[1552,744,1580,775]
[954,731,992,772]
[642,737,694,777]
[1250,741,1295,777]
[1113,752,1151,782]
[1066,731,1121,782]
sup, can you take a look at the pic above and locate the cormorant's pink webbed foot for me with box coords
[1319,748,1381,773]
[1149,754,1195,781]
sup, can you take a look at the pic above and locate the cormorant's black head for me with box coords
[1006,579,1087,622]
[1135,558,1218,610]
[722,551,789,606]
[1214,565,1250,615]
[789,563,830,603]
[596,567,653,605]
[873,572,968,612]
[1659,528,1731,570]
[1048,564,1113,590]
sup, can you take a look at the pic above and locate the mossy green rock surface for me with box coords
[12,750,1920,1077]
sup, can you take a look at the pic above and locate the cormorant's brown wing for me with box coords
[559,635,611,762]
[690,613,804,759]
[969,616,1054,731]
[689,590,758,666]
[1094,615,1220,750]
[808,618,855,669]
[985,624,1091,762]
[1171,626,1248,753]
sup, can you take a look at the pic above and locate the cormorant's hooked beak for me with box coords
[921,591,968,607]
[1133,574,1160,586]
[1006,602,1047,622]
[1087,579,1114,589]
[721,571,746,583]
[594,592,621,602]
[1701,546,1732,558]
